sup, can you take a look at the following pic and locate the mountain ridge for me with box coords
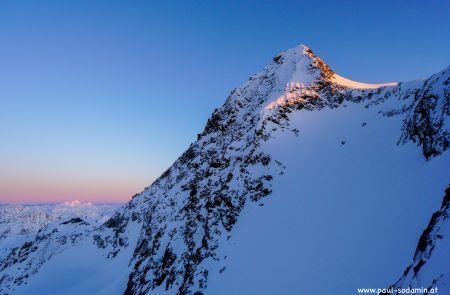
[0,44,449,295]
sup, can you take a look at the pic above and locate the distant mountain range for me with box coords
[0,201,119,261]
[0,44,449,295]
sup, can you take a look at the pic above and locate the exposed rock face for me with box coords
[399,70,450,159]
[0,45,449,295]
[380,185,450,295]
[0,218,93,289]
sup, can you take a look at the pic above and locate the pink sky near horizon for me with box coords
[0,170,157,204]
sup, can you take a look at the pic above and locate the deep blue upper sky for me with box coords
[1,0,449,203]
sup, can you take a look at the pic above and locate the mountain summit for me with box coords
[1,45,449,295]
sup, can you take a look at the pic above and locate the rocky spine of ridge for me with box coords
[380,185,450,295]
[399,68,450,159]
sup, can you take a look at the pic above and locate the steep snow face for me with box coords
[0,202,119,260]
[0,44,449,295]
[206,92,450,295]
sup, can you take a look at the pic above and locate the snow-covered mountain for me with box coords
[0,201,119,261]
[0,44,448,295]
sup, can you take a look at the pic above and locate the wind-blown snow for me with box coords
[332,73,397,89]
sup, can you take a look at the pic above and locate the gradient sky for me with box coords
[1,0,449,204]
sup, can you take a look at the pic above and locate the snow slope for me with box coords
[0,44,449,295]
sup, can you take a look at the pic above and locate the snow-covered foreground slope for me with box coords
[0,44,449,295]
[0,201,119,260]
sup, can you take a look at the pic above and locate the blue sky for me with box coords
[1,0,449,203]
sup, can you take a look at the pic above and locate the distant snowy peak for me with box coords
[62,200,87,206]
[52,200,118,224]
[0,200,119,226]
